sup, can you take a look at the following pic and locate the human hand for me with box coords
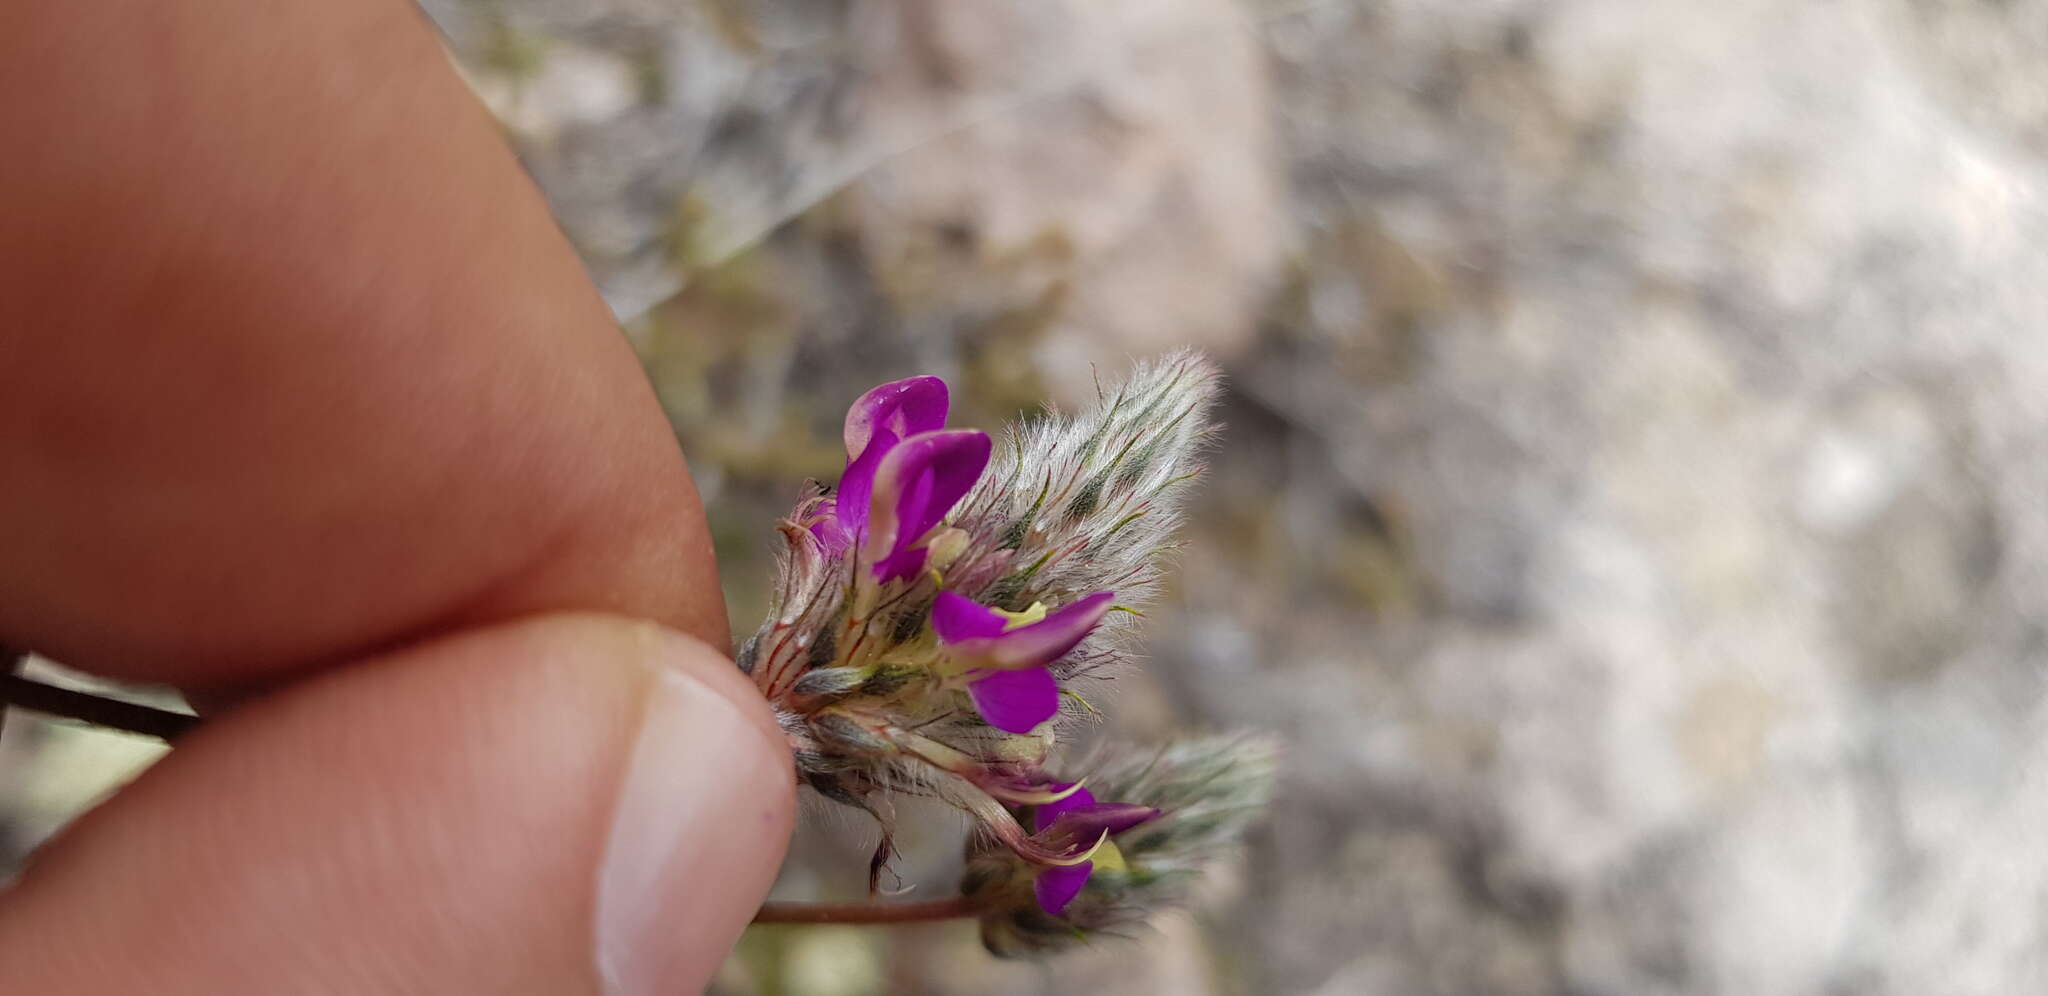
[0,2,793,992]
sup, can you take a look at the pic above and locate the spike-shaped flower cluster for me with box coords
[737,351,1271,954]
[962,734,1278,955]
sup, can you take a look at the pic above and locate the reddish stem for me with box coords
[4,672,988,929]
[1,673,199,741]
[751,896,976,925]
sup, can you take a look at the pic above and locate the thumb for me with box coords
[0,613,795,995]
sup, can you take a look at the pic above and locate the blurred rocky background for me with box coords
[11,0,2048,992]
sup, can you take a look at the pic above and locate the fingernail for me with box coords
[594,632,792,995]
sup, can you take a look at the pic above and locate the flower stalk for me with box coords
[0,672,200,741]
[750,897,976,925]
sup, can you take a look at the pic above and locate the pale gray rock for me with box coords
[1198,1,2048,994]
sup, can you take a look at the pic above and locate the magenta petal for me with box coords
[932,592,1010,642]
[871,547,929,584]
[1033,785,1099,832]
[864,429,991,581]
[873,550,930,584]
[832,427,896,549]
[968,666,1060,733]
[870,455,937,582]
[833,377,950,552]
[1034,861,1094,916]
[808,498,853,556]
[1038,803,1162,851]
[844,376,949,460]
[938,591,1115,670]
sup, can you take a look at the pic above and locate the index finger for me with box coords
[0,1,725,684]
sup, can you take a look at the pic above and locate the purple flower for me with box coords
[862,430,991,582]
[931,591,1116,733]
[962,667,1060,737]
[814,376,990,581]
[807,495,852,557]
[1030,785,1159,915]
[843,375,950,460]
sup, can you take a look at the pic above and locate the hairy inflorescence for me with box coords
[963,733,1278,955]
[735,350,1273,955]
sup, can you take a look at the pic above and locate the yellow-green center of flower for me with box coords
[993,602,1048,630]
[1092,839,1128,873]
